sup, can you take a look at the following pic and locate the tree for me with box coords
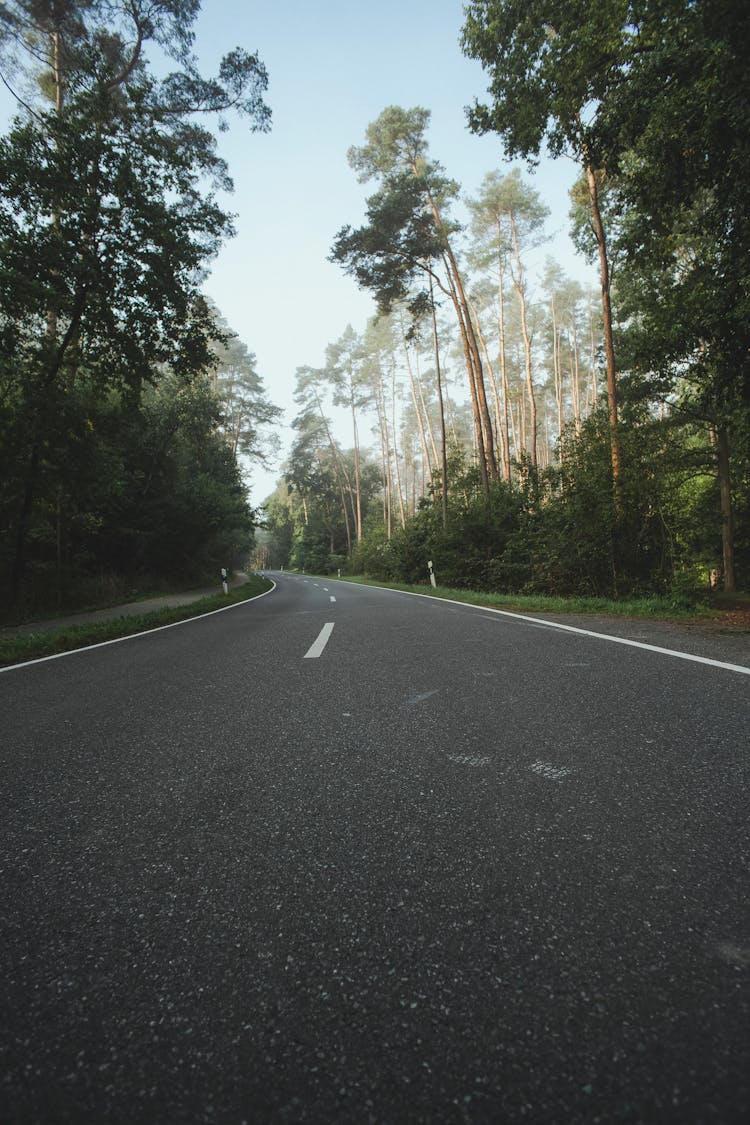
[596,0,750,590]
[107,371,255,580]
[461,0,626,504]
[0,0,270,607]
[467,169,549,465]
[331,105,498,496]
[360,314,402,537]
[324,325,371,543]
[207,305,282,470]
[292,367,354,554]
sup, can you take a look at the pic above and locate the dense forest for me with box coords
[263,0,749,602]
[0,1,278,619]
[2,2,748,618]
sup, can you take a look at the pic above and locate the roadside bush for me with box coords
[351,522,401,581]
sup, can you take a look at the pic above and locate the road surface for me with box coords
[2,573,748,1122]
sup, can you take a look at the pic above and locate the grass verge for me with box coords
[334,576,715,619]
[0,573,273,668]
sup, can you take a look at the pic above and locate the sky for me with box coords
[190,0,598,506]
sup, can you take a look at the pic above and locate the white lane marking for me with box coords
[374,587,750,676]
[330,596,336,603]
[448,754,490,767]
[0,581,278,674]
[405,689,439,705]
[304,622,335,659]
[530,760,571,782]
[716,942,750,966]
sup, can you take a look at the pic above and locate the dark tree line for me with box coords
[0,1,277,618]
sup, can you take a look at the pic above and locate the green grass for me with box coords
[0,573,273,668]
[334,575,716,619]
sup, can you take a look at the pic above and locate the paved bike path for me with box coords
[1,573,251,637]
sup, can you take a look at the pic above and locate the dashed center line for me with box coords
[448,754,491,767]
[304,622,335,659]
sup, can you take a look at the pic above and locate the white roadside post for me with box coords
[427,560,437,588]
[220,566,228,595]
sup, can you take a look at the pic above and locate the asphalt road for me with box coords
[1,573,748,1123]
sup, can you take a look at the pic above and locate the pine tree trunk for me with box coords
[589,312,599,413]
[430,276,449,528]
[402,332,434,479]
[584,159,622,511]
[470,294,508,482]
[375,369,393,537]
[391,363,406,530]
[418,177,497,489]
[552,299,563,454]
[510,214,537,465]
[571,318,581,432]
[350,398,362,542]
[715,425,736,592]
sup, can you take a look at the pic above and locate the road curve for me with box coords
[1,572,748,1123]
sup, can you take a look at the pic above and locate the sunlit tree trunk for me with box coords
[552,306,564,455]
[418,177,497,491]
[429,275,449,527]
[414,351,439,473]
[570,317,582,432]
[401,328,434,481]
[349,396,363,542]
[391,362,406,529]
[509,212,537,464]
[496,251,512,482]
[374,366,393,537]
[470,295,508,483]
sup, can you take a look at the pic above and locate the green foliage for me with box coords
[350,521,400,581]
[207,304,282,465]
[0,368,256,617]
[0,0,271,613]
[461,0,632,162]
[290,520,330,576]
[330,106,462,321]
[342,408,735,601]
[330,168,447,319]
[261,491,295,570]
[460,0,748,594]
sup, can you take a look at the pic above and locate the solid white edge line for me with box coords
[0,580,278,674]
[304,622,335,659]
[341,582,750,677]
